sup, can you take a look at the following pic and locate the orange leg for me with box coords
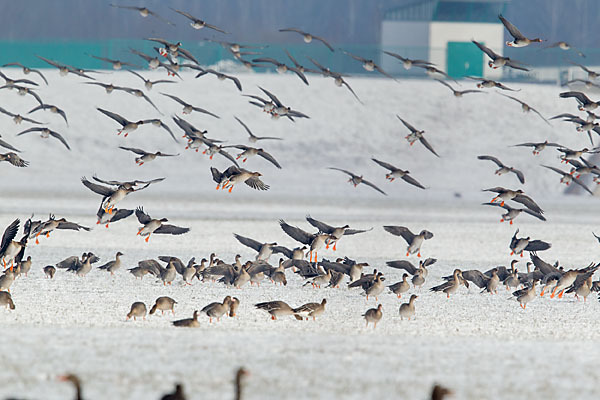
[145,235,150,243]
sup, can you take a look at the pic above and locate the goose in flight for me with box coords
[170,8,228,33]
[477,155,525,184]
[499,14,544,47]
[328,167,386,195]
[279,28,334,51]
[371,158,426,189]
[397,116,439,157]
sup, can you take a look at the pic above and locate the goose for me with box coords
[0,291,15,310]
[89,54,139,70]
[499,14,544,47]
[482,202,546,224]
[541,165,594,194]
[511,140,563,155]
[119,146,179,166]
[211,166,269,193]
[513,282,536,309]
[466,76,520,91]
[1,62,48,84]
[384,226,434,257]
[279,219,332,262]
[44,265,56,279]
[477,155,525,184]
[483,187,543,213]
[509,229,551,257]
[201,296,232,323]
[559,91,600,111]
[342,50,396,79]
[305,216,372,251]
[0,106,43,125]
[279,28,334,51]
[328,167,387,195]
[16,127,70,150]
[499,94,549,124]
[234,116,282,143]
[149,296,177,315]
[127,69,175,91]
[161,92,220,118]
[0,152,28,167]
[435,79,483,97]
[362,304,383,328]
[383,51,434,69]
[293,298,327,320]
[98,252,124,275]
[170,8,228,33]
[371,158,426,189]
[255,300,298,320]
[172,310,200,327]
[126,302,147,321]
[396,115,439,157]
[109,4,175,25]
[135,207,190,242]
[399,294,418,320]
[430,269,464,298]
[472,40,529,71]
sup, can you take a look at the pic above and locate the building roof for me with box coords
[384,0,508,23]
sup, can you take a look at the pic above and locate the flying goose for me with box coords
[89,55,139,70]
[499,94,549,124]
[223,145,282,168]
[0,152,28,167]
[211,166,269,192]
[279,219,332,262]
[465,76,520,91]
[135,207,190,242]
[2,62,48,84]
[472,40,529,71]
[161,92,220,118]
[541,165,594,194]
[383,226,433,257]
[383,51,434,69]
[127,69,175,91]
[397,115,439,157]
[435,79,483,97]
[512,140,563,155]
[110,4,175,25]
[305,216,371,251]
[251,57,309,85]
[482,202,546,223]
[509,229,551,257]
[483,187,543,213]
[371,158,426,189]
[118,146,179,166]
[477,155,525,184]
[279,28,334,51]
[234,116,282,143]
[499,14,544,47]
[170,8,228,33]
[16,127,70,150]
[559,91,600,111]
[328,167,387,195]
[195,68,242,91]
[0,106,43,125]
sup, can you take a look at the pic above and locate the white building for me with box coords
[381,0,508,79]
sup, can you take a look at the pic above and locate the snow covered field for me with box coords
[0,70,600,399]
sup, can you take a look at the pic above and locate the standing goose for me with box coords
[371,158,426,189]
[126,302,147,321]
[98,252,123,275]
[16,127,70,150]
[365,273,384,301]
[541,165,594,194]
[472,40,529,71]
[0,270,15,292]
[255,300,298,320]
[172,310,200,327]
[499,14,544,47]
[305,215,372,251]
[399,294,418,320]
[149,296,177,315]
[135,207,190,242]
[383,226,434,257]
[388,273,410,298]
[44,265,56,279]
[279,28,334,51]
[397,115,439,157]
[362,304,383,328]
[477,155,525,184]
[293,298,327,321]
[0,292,15,310]
[279,219,332,262]
[430,269,464,298]
[328,167,387,195]
[201,296,232,323]
[513,282,536,309]
[229,297,240,317]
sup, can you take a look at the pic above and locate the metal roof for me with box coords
[384,0,508,22]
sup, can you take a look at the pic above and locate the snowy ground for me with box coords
[0,70,600,399]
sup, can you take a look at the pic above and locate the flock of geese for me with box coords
[0,5,598,400]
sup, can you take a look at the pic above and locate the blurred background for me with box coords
[1,0,599,83]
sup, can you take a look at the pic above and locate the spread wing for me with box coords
[361,178,387,195]
[498,14,526,40]
[244,175,269,191]
[419,136,439,157]
[472,40,499,60]
[402,174,426,189]
[396,115,418,133]
[81,177,114,197]
[155,224,190,235]
[135,207,152,224]
[371,158,397,171]
[279,219,314,245]
[513,194,543,214]
[305,216,335,234]
[0,219,19,255]
[383,226,414,244]
[48,130,71,150]
[477,155,504,168]
[386,260,418,275]
[233,234,263,252]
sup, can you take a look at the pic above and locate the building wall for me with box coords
[428,22,504,79]
[380,21,430,74]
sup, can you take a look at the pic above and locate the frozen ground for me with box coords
[0,70,599,399]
